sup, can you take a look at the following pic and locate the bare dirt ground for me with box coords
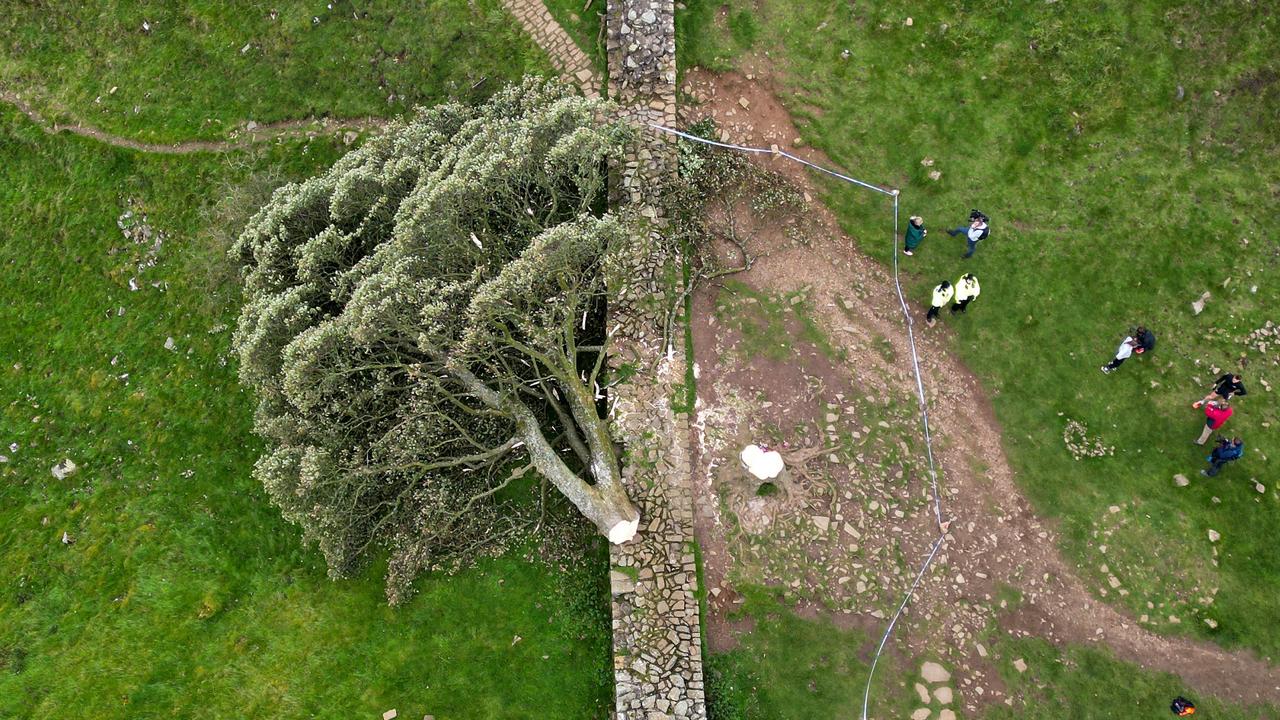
[1,89,386,154]
[680,67,1280,714]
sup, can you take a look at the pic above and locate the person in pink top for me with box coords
[1195,400,1233,445]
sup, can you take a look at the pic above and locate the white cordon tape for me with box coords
[648,123,948,720]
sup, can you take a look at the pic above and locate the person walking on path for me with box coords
[951,273,980,314]
[1100,326,1151,373]
[1195,400,1233,445]
[1192,373,1247,409]
[1201,436,1244,477]
[947,209,989,259]
[926,280,953,326]
[903,216,927,256]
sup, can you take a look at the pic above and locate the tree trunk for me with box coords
[447,363,641,542]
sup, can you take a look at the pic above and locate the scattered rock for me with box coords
[1207,529,1220,542]
[52,458,78,480]
[905,17,914,26]
[164,336,176,351]
[1012,658,1027,674]
[975,642,988,658]
[1174,474,1190,487]
[246,120,259,132]
[1255,483,1266,494]
[921,661,950,683]
[914,683,930,703]
[738,97,750,109]
[61,531,74,545]
[928,169,942,181]
[382,711,397,720]
[1205,618,1218,629]
[812,516,830,532]
[1191,290,1210,315]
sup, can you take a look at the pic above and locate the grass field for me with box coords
[716,0,1280,659]
[0,102,611,718]
[0,0,550,143]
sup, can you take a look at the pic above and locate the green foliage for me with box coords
[0,106,609,719]
[0,0,551,143]
[231,78,633,603]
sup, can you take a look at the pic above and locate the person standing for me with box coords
[1101,333,1141,374]
[947,209,989,259]
[1201,436,1244,477]
[926,280,953,326]
[1195,400,1233,445]
[1192,373,1247,409]
[903,216,927,256]
[951,273,980,314]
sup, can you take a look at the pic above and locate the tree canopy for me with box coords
[231,79,639,603]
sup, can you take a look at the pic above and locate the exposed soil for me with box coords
[1,89,388,154]
[681,67,1280,715]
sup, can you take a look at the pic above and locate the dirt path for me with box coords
[682,68,1280,714]
[1,89,388,154]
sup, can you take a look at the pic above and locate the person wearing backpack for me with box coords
[1195,400,1233,445]
[1202,436,1244,477]
[926,279,953,326]
[951,273,980,314]
[947,209,989,258]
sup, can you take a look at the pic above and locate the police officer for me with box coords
[926,280,953,326]
[951,273,980,314]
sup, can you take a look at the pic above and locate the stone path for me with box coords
[495,0,709,716]
[499,0,602,98]
[0,89,385,154]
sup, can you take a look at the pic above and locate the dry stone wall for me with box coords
[604,1,706,719]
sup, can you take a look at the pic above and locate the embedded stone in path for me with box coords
[911,708,931,720]
[933,686,953,704]
[1013,657,1028,673]
[939,710,957,720]
[921,661,950,683]
[913,683,930,704]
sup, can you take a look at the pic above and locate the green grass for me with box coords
[704,587,915,720]
[0,0,552,143]
[724,0,1280,658]
[0,106,611,719]
[986,635,1276,719]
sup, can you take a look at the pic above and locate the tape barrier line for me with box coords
[650,123,948,720]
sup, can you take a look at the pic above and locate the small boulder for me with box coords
[52,458,78,480]
[1207,529,1220,542]
[920,661,950,683]
[1013,658,1028,673]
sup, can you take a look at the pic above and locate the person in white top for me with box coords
[947,209,990,258]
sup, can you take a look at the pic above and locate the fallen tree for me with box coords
[231,79,639,603]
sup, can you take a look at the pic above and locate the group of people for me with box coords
[1101,329,1250,479]
[902,208,1252,484]
[903,209,990,327]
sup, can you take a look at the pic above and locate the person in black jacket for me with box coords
[1192,373,1247,409]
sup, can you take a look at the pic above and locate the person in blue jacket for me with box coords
[1202,436,1244,477]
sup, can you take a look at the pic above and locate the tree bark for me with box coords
[446,362,640,541]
